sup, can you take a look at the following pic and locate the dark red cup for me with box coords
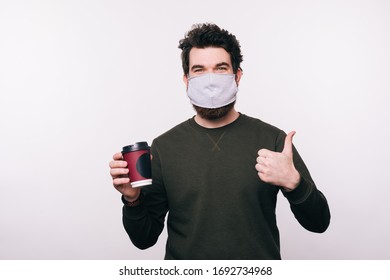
[121,142,152,188]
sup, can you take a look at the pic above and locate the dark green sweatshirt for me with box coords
[122,114,330,259]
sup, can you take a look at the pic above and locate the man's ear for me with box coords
[235,68,243,86]
[183,74,189,88]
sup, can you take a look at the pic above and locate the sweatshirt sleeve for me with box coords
[122,141,169,249]
[276,131,331,233]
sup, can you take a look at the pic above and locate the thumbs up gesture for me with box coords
[255,131,301,191]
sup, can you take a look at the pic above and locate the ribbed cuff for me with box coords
[282,175,313,204]
[121,192,144,207]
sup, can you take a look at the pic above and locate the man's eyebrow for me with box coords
[216,62,231,67]
[191,64,204,70]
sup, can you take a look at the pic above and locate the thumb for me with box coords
[282,131,296,156]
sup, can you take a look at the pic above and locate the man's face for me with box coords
[184,47,242,120]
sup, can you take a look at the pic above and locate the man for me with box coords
[109,23,330,260]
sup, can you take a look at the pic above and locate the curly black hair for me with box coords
[178,23,243,75]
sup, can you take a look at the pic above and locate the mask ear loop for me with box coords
[186,74,194,91]
[234,67,243,85]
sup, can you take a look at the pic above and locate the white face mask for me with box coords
[187,73,238,109]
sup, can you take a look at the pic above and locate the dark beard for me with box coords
[193,101,236,120]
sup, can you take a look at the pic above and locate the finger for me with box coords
[110,168,129,178]
[255,163,267,173]
[109,160,127,168]
[113,177,130,186]
[256,156,268,165]
[258,148,274,158]
[282,131,296,156]
[113,152,123,160]
[258,172,270,183]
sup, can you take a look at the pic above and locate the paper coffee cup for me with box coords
[121,142,152,188]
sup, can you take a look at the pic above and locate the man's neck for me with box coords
[194,109,240,129]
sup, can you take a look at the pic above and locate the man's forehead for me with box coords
[189,47,232,66]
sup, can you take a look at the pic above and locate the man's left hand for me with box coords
[255,131,301,191]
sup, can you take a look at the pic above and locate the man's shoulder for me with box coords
[153,118,192,143]
[240,114,283,134]
[239,114,286,151]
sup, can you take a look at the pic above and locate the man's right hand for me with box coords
[109,152,141,202]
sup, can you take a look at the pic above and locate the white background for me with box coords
[0,0,389,260]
